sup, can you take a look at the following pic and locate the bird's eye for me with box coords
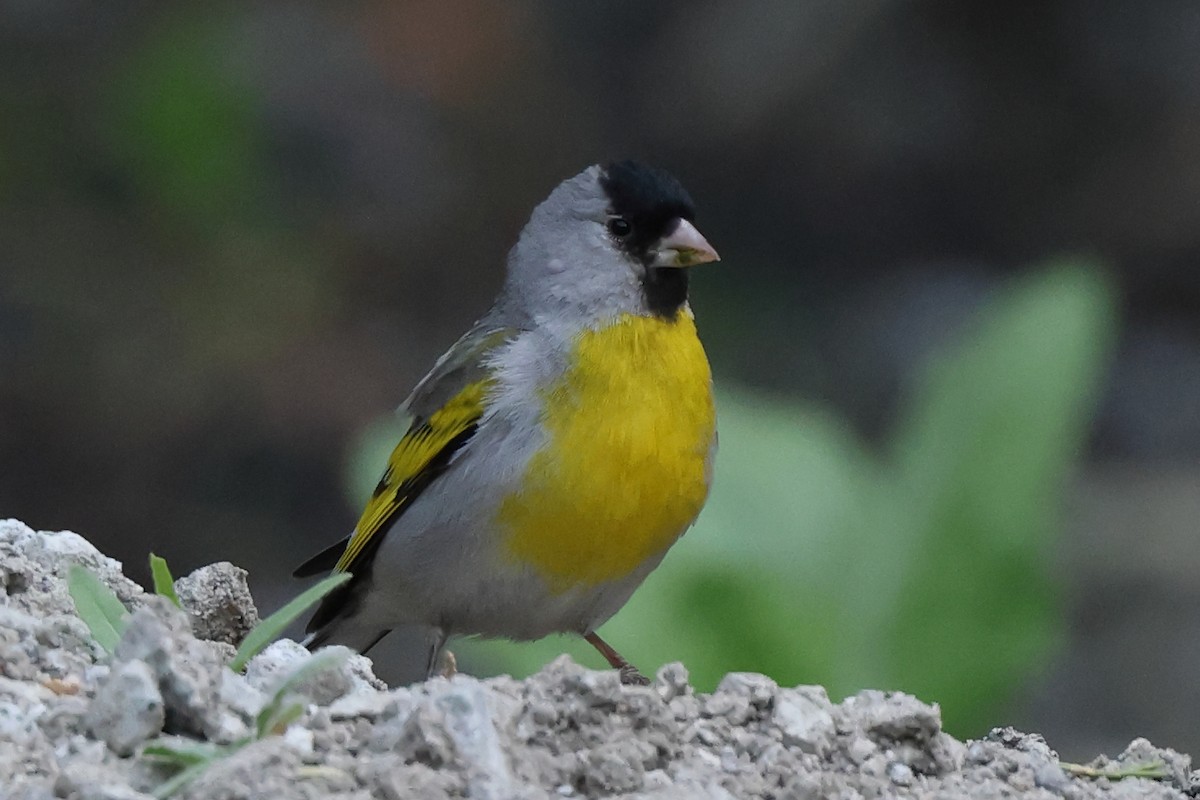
[607,217,632,237]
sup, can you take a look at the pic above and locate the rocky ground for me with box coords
[0,518,1195,800]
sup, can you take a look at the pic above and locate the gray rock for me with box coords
[174,562,260,647]
[79,786,156,800]
[3,520,1199,800]
[1033,760,1070,792]
[365,676,523,799]
[1116,737,1193,792]
[846,735,878,764]
[711,672,778,726]
[583,738,653,794]
[774,685,836,754]
[246,641,372,707]
[0,520,144,613]
[1,520,145,680]
[54,761,153,800]
[656,661,691,702]
[9,785,57,800]
[392,696,458,767]
[280,724,315,759]
[285,648,356,706]
[35,694,90,742]
[888,760,915,785]
[86,660,164,755]
[442,679,518,798]
[0,673,53,741]
[344,650,387,692]
[361,756,464,800]
[113,599,224,740]
[243,638,309,692]
[327,686,402,720]
[217,668,267,721]
[840,689,964,775]
[174,737,303,800]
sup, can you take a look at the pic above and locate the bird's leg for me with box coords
[437,648,458,678]
[584,631,650,686]
[423,628,450,679]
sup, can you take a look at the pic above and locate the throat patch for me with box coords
[642,267,689,317]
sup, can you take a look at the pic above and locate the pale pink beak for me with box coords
[651,218,720,267]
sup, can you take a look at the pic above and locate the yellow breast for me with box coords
[498,310,716,590]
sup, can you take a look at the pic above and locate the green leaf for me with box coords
[258,701,305,738]
[846,262,1116,730]
[229,572,351,672]
[142,740,228,766]
[149,554,181,608]
[255,648,351,738]
[143,739,237,798]
[1062,760,1170,781]
[67,565,131,654]
[102,13,265,226]
[152,759,217,799]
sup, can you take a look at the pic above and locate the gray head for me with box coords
[498,161,718,330]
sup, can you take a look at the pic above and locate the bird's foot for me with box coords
[618,664,651,686]
[438,648,458,678]
[584,631,649,686]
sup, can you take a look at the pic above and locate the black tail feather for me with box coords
[292,536,350,578]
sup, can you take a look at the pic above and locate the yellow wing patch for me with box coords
[333,379,493,573]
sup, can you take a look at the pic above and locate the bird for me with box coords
[293,161,719,685]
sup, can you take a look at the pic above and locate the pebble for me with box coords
[85,660,164,756]
[174,562,260,647]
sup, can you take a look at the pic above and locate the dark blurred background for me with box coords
[3,1,1199,760]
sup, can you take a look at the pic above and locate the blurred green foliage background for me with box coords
[3,1,1200,760]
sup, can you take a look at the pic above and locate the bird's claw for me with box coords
[438,648,458,678]
[618,664,650,686]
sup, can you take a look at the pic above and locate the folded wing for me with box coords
[294,325,514,638]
